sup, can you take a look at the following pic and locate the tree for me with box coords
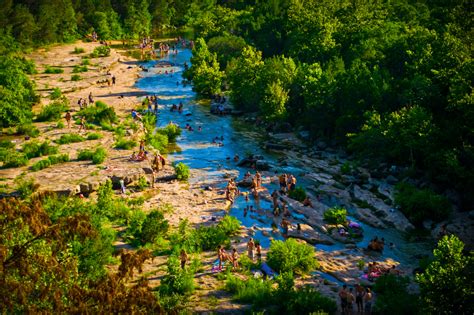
[416,235,474,314]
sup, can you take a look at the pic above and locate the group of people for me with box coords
[215,238,262,271]
[339,284,373,314]
[367,236,385,252]
[278,173,297,193]
[170,102,184,113]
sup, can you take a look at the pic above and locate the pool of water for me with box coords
[135,47,431,269]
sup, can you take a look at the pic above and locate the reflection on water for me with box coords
[135,48,431,268]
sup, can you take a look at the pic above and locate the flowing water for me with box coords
[135,48,432,273]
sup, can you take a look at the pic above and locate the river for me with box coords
[135,47,432,276]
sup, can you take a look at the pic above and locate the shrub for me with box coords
[72,65,88,73]
[77,147,107,164]
[138,210,169,245]
[218,215,241,235]
[16,124,39,137]
[340,162,352,174]
[50,88,62,100]
[284,285,338,314]
[86,132,102,140]
[136,176,149,191]
[1,150,28,168]
[114,137,136,149]
[100,121,115,131]
[71,74,82,81]
[225,274,273,307]
[55,133,85,144]
[72,47,85,54]
[147,133,168,152]
[395,182,451,226]
[160,256,195,296]
[90,46,111,58]
[14,176,38,198]
[0,140,14,149]
[374,275,420,314]
[22,140,58,159]
[288,186,306,202]
[31,154,69,171]
[77,101,117,125]
[157,123,181,143]
[44,66,64,74]
[174,162,190,181]
[56,121,65,129]
[267,238,317,274]
[323,207,347,225]
[81,58,90,66]
[36,100,69,122]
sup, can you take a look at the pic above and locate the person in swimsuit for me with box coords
[339,284,348,314]
[247,238,255,261]
[231,248,239,271]
[65,111,72,128]
[356,283,365,313]
[180,249,188,269]
[364,287,373,314]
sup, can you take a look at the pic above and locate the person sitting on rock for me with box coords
[303,196,313,207]
[282,203,291,217]
[281,218,290,236]
[129,152,137,161]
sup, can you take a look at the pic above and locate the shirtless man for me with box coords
[279,174,288,193]
[231,248,239,271]
[339,284,348,314]
[364,288,373,314]
[65,111,72,128]
[281,218,290,235]
[247,238,255,261]
[271,190,279,210]
[355,284,365,313]
[255,171,262,188]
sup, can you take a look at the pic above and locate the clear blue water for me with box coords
[135,48,431,273]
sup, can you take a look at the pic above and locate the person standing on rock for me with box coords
[180,249,188,269]
[65,111,72,128]
[88,92,94,105]
[119,179,126,194]
[356,283,365,313]
[247,238,255,261]
[339,284,348,314]
[112,75,116,85]
[364,287,373,314]
[231,248,239,271]
[255,171,262,188]
[78,116,87,133]
[347,287,355,314]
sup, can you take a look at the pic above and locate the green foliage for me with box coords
[137,209,169,245]
[44,66,64,74]
[77,101,117,125]
[136,175,149,191]
[395,183,451,226]
[22,140,58,159]
[1,150,28,168]
[55,133,85,144]
[160,256,195,296]
[50,87,62,100]
[323,207,347,225]
[267,238,318,274]
[14,176,38,198]
[114,137,136,150]
[416,235,474,314]
[72,65,88,73]
[0,140,14,149]
[90,45,111,58]
[184,38,224,97]
[16,124,39,137]
[225,274,273,307]
[218,215,241,236]
[208,35,247,69]
[174,162,190,181]
[30,154,69,171]
[146,133,168,152]
[374,275,420,315]
[0,52,38,127]
[157,123,182,143]
[86,132,102,140]
[71,74,81,81]
[36,99,69,122]
[288,186,307,202]
[72,47,85,54]
[81,58,90,66]
[77,147,107,164]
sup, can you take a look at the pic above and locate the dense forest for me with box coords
[0,0,473,314]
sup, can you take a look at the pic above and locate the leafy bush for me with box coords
[14,176,38,198]
[44,66,64,74]
[136,176,149,191]
[77,101,117,125]
[147,133,168,152]
[100,121,115,131]
[225,274,273,307]
[374,275,420,315]
[71,74,82,81]
[77,147,107,164]
[55,133,85,144]
[22,140,58,159]
[72,65,88,73]
[395,183,451,226]
[72,47,85,54]
[323,207,347,225]
[86,132,102,140]
[218,215,241,236]
[16,124,39,137]
[81,58,90,66]
[50,88,62,100]
[267,238,317,274]
[114,137,136,149]
[174,162,190,181]
[138,210,169,245]
[288,186,307,202]
[31,154,69,171]
[160,256,195,296]
[36,100,69,122]
[90,46,111,58]
[157,123,181,143]
[1,150,28,168]
[0,140,14,149]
